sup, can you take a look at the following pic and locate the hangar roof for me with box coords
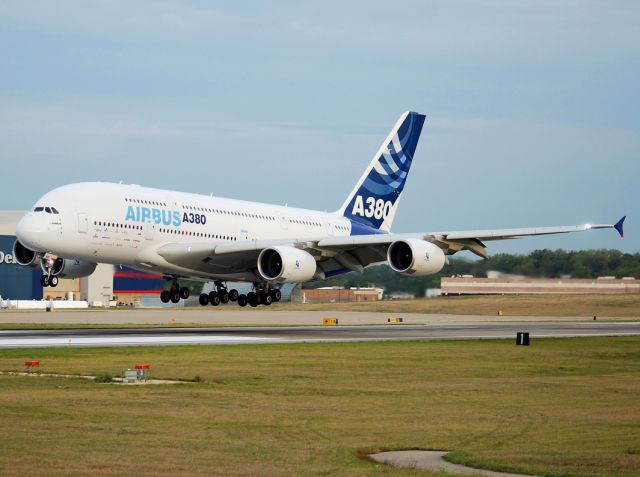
[0,211,26,236]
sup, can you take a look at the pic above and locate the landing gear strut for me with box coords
[160,280,190,304]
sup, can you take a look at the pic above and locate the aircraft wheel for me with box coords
[219,291,230,304]
[49,276,58,287]
[248,292,259,307]
[179,287,190,300]
[260,292,272,306]
[209,292,221,306]
[270,289,281,302]
[170,290,180,303]
[237,294,248,307]
[198,293,209,306]
[160,290,170,303]
[40,275,49,287]
[229,289,239,302]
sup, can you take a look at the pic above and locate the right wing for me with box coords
[152,217,624,279]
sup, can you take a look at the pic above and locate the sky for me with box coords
[0,0,638,255]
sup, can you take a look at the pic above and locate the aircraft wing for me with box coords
[316,218,623,260]
[155,217,624,279]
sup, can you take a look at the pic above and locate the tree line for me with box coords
[305,249,640,297]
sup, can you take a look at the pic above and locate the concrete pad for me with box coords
[0,371,189,385]
[369,450,541,476]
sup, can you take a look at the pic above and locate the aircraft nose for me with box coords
[16,214,45,250]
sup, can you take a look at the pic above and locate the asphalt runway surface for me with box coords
[1,322,639,348]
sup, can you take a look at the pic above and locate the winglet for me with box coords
[614,216,626,238]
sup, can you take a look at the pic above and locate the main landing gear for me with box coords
[198,282,239,307]
[160,280,190,304]
[197,283,282,308]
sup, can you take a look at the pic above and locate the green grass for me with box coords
[0,337,639,476]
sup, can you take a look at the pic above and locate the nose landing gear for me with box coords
[40,258,59,288]
[40,274,58,287]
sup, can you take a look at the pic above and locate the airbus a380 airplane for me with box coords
[13,112,625,307]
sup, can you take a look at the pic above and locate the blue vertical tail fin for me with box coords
[337,111,426,232]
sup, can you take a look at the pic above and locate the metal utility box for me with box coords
[123,369,138,383]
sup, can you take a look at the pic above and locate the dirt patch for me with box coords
[369,450,541,476]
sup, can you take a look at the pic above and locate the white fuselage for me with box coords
[16,182,354,280]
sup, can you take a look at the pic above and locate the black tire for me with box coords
[219,291,230,304]
[248,292,259,307]
[49,276,58,287]
[198,293,209,306]
[208,291,218,303]
[260,292,272,306]
[179,287,190,300]
[229,289,239,301]
[40,275,49,287]
[170,290,180,303]
[270,289,282,302]
[237,294,248,307]
[160,290,170,303]
[210,294,221,306]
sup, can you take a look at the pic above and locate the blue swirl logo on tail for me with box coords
[339,111,426,232]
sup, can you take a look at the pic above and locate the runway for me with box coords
[1,322,639,348]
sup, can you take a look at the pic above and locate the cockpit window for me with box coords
[51,207,59,214]
[34,207,44,212]
[45,207,52,214]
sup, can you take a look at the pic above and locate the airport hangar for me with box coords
[0,211,164,304]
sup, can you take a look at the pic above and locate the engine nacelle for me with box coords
[12,240,41,267]
[41,257,97,279]
[387,239,446,276]
[257,246,318,283]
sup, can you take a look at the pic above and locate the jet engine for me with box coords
[387,239,446,276]
[257,246,318,283]
[12,240,41,267]
[40,257,98,279]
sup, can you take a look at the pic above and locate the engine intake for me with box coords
[387,239,446,276]
[12,240,40,267]
[257,246,317,283]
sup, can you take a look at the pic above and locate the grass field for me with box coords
[0,337,639,476]
[267,294,640,318]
